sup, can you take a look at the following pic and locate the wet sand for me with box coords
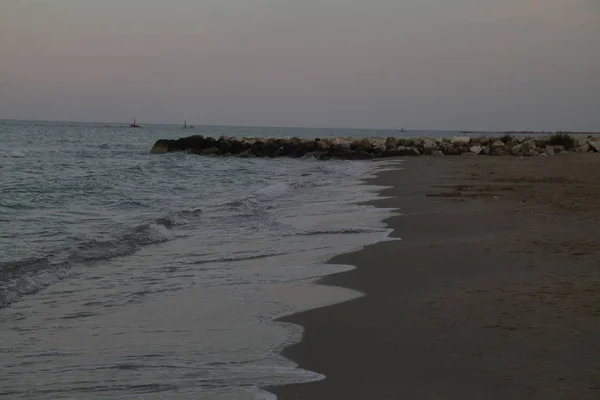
[267,154,600,399]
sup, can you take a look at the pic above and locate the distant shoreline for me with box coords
[1,118,598,134]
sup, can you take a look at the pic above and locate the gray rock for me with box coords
[374,144,387,154]
[422,139,438,154]
[469,145,483,155]
[523,150,538,157]
[511,144,523,156]
[441,143,459,155]
[432,150,444,157]
[472,136,491,145]
[331,140,351,151]
[576,136,590,147]
[553,145,566,152]
[492,140,505,148]
[576,143,590,152]
[371,138,387,149]
[588,140,600,152]
[237,149,253,158]
[408,147,421,155]
[315,140,330,150]
[451,136,471,144]
[150,140,171,153]
[521,140,536,153]
[385,137,398,150]
[545,145,555,156]
[200,147,218,155]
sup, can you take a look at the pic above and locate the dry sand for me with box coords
[267,154,600,400]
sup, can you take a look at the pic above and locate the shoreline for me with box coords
[266,154,600,399]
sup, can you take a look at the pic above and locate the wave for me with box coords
[254,182,293,200]
[0,257,56,281]
[290,227,388,236]
[191,251,289,266]
[0,209,203,308]
[0,264,71,308]
[0,149,26,158]
[226,177,331,215]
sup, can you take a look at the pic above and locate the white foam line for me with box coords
[257,160,404,398]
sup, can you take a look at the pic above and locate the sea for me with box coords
[0,120,460,399]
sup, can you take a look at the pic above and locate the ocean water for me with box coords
[0,120,439,399]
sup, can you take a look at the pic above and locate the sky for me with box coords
[1,0,599,130]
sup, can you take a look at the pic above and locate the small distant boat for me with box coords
[130,118,141,128]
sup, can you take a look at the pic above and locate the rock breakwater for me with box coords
[150,135,600,159]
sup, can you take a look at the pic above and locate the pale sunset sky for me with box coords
[1,0,599,130]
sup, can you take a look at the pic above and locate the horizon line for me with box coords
[2,118,595,134]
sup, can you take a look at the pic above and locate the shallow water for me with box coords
[0,120,413,398]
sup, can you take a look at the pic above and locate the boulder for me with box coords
[331,139,351,151]
[200,147,218,155]
[385,137,398,150]
[469,145,483,155]
[398,138,414,147]
[237,149,253,158]
[452,136,471,145]
[491,147,505,156]
[371,138,386,148]
[422,139,438,154]
[150,139,172,153]
[588,140,600,152]
[521,140,536,153]
[351,138,372,152]
[439,142,456,155]
[491,140,505,148]
[407,147,421,155]
[455,146,469,155]
[576,136,590,147]
[315,138,330,151]
[472,136,491,145]
[432,150,444,157]
[545,146,555,156]
[576,143,591,152]
[511,144,523,156]
[386,146,420,156]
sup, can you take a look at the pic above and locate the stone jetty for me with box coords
[150,135,600,160]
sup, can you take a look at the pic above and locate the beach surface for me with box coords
[268,154,600,399]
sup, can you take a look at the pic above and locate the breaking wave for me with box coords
[0,210,201,308]
[0,261,71,308]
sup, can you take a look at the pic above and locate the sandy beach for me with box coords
[268,154,600,399]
